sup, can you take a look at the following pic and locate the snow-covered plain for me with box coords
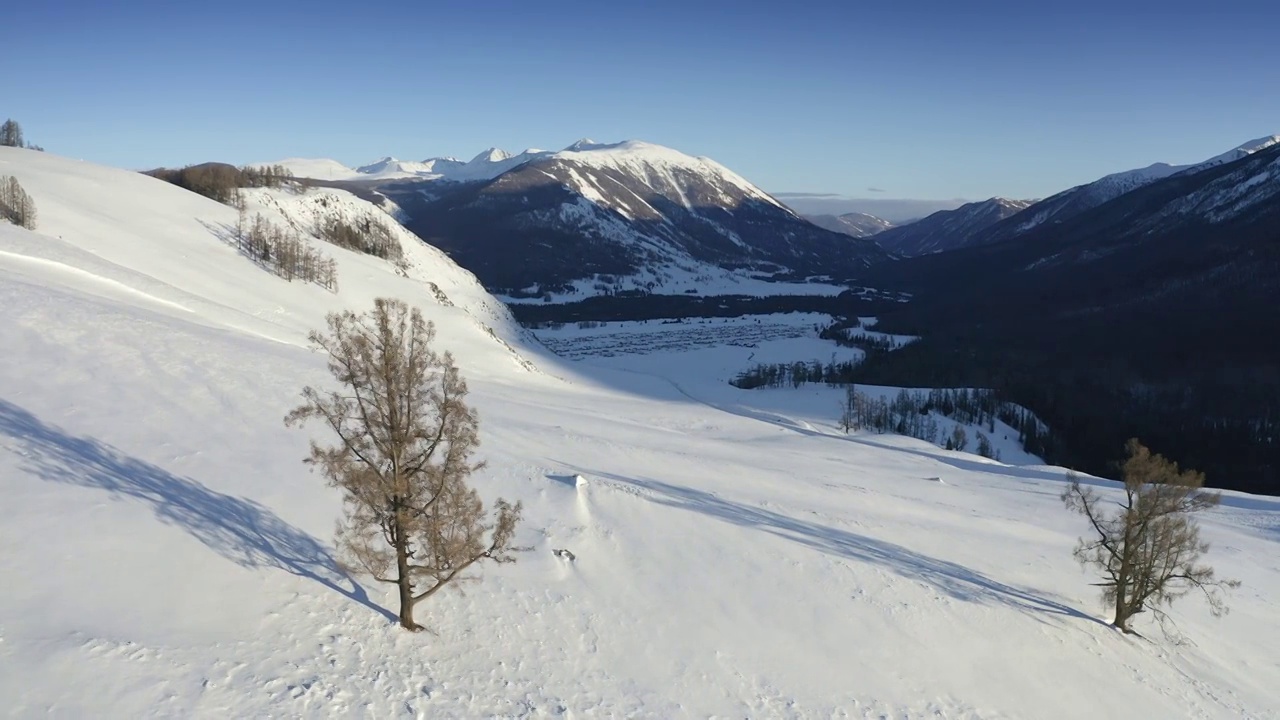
[2,147,1278,719]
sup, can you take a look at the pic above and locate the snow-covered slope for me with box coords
[2,146,1278,718]
[1183,134,1280,175]
[0,147,529,364]
[872,198,1033,256]
[545,139,789,211]
[985,134,1280,242]
[999,164,1182,238]
[264,157,361,182]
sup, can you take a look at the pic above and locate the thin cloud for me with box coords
[772,192,843,199]
[867,187,886,193]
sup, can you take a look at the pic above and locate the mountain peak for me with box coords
[1188,134,1280,173]
[470,147,512,164]
[564,138,602,151]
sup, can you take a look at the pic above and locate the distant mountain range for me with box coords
[804,212,895,238]
[281,140,887,298]
[266,131,1280,492]
[867,198,1033,256]
[856,136,1280,495]
[775,195,963,224]
[798,135,1280,259]
[936,135,1280,252]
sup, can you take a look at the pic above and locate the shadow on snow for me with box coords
[0,399,395,624]
[572,464,1103,628]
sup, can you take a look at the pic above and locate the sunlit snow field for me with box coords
[1,147,1277,719]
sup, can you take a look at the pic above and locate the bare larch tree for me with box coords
[286,298,522,631]
[0,175,37,230]
[1062,439,1238,634]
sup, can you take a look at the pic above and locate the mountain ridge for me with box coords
[869,198,1033,256]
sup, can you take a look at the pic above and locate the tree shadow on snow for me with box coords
[0,399,395,625]
[574,465,1103,628]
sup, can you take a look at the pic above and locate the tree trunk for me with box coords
[394,530,421,631]
[1112,575,1134,632]
[1112,595,1130,632]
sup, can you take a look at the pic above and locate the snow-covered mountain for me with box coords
[3,145,1278,718]
[804,211,895,238]
[865,139,1280,349]
[376,140,888,297]
[1181,134,1280,175]
[981,134,1280,244]
[273,140,612,185]
[268,157,363,181]
[869,198,1033,256]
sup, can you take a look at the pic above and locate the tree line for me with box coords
[731,361,1058,460]
[233,209,338,291]
[730,359,863,389]
[836,386,1052,459]
[0,175,37,230]
[0,119,43,151]
[848,334,1280,496]
[317,214,404,263]
[145,162,299,205]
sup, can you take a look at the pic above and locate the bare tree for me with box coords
[839,384,857,434]
[1062,439,1239,634]
[0,175,36,230]
[286,298,522,631]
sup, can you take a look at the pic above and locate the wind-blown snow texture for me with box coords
[1,146,1278,719]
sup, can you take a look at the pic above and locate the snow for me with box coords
[265,140,793,213]
[497,264,857,304]
[2,145,1279,718]
[1185,134,1280,174]
[471,147,513,164]
[260,157,359,181]
[551,140,790,211]
[1014,135,1279,233]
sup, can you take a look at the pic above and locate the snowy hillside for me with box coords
[1183,134,1280,175]
[872,198,1033,256]
[1006,164,1182,235]
[2,146,1279,718]
[990,134,1280,241]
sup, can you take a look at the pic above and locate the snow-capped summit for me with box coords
[470,147,512,164]
[418,156,466,174]
[380,138,886,295]
[1183,134,1280,175]
[564,138,604,151]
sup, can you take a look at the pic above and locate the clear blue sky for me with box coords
[3,0,1277,200]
